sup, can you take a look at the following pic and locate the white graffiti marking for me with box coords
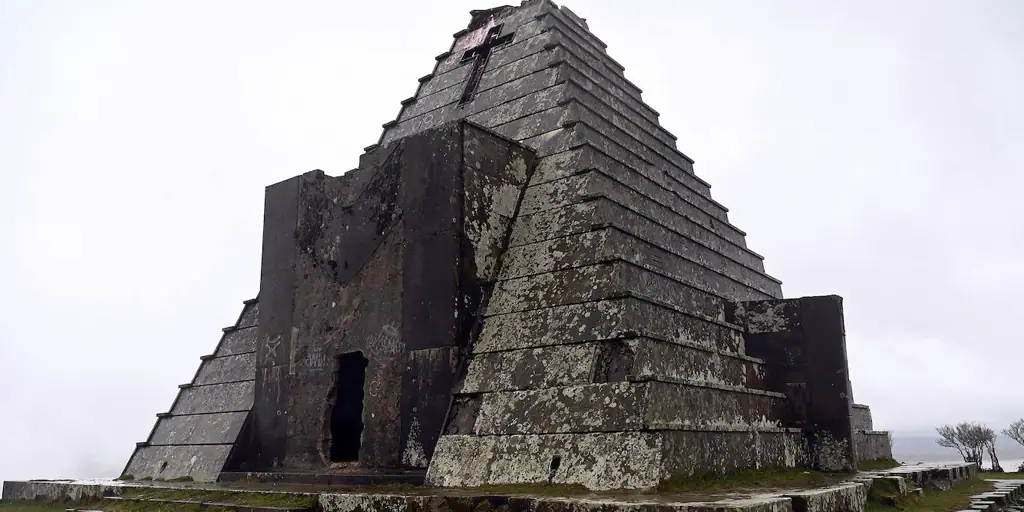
[305,344,327,370]
[367,323,402,358]
[262,335,283,365]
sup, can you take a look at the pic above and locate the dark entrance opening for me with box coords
[329,351,368,462]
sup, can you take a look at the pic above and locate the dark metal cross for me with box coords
[458,24,514,104]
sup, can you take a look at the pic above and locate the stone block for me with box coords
[214,326,258,357]
[856,431,893,462]
[170,381,254,415]
[148,411,248,446]
[727,296,856,472]
[426,431,663,489]
[240,120,536,472]
[123,445,233,482]
[193,352,256,385]
[784,483,867,512]
[852,404,873,431]
[476,298,745,354]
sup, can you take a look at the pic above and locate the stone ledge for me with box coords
[5,466,986,512]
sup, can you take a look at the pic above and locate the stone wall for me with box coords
[852,404,873,431]
[856,431,893,462]
[238,121,535,473]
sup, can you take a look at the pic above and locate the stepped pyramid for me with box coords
[123,0,892,491]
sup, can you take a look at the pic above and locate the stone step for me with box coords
[477,297,747,355]
[559,52,678,152]
[511,195,769,280]
[467,380,787,436]
[529,146,733,230]
[565,92,695,186]
[235,299,259,328]
[544,13,651,116]
[383,54,563,144]
[519,169,748,255]
[102,495,311,511]
[426,429,807,490]
[214,325,259,357]
[486,260,727,321]
[529,120,737,236]
[218,470,426,486]
[193,352,256,384]
[782,483,867,512]
[500,229,776,302]
[459,336,765,393]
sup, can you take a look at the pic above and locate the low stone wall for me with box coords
[855,431,893,462]
[1,480,124,501]
[1,462,983,512]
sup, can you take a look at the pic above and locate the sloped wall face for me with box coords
[237,121,534,473]
[123,299,258,482]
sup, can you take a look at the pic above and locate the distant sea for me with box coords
[892,435,1024,473]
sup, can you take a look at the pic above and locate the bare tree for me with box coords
[979,425,1002,472]
[936,424,968,462]
[959,423,986,466]
[937,422,997,468]
[1004,419,1024,448]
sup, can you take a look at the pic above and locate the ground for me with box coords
[2,466,1014,511]
[865,477,997,511]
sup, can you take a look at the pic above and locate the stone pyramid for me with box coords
[123,0,892,491]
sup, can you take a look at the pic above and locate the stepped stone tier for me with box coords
[122,0,892,490]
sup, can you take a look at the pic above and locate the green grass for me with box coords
[0,502,76,512]
[0,487,318,512]
[120,487,316,508]
[980,470,1024,479]
[658,467,853,493]
[865,477,996,512]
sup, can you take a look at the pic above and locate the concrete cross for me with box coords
[458,24,514,104]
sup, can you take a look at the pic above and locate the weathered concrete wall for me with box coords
[122,299,258,482]
[852,404,873,431]
[239,121,535,473]
[855,431,893,462]
[1,480,125,502]
[726,296,857,473]
[427,428,808,491]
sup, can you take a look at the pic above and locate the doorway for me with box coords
[329,351,368,462]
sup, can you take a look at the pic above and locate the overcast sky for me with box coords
[1,0,1022,483]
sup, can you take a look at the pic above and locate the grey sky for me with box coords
[1,0,1021,483]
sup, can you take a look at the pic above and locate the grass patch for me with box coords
[0,502,79,512]
[120,486,317,508]
[658,467,852,493]
[865,478,995,512]
[860,459,902,471]
[979,470,1024,480]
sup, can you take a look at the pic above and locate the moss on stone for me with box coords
[120,486,317,508]
[0,502,79,511]
[658,467,852,493]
